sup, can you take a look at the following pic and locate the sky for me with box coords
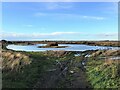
[1,2,118,41]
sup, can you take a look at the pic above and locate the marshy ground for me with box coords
[1,40,120,88]
[1,49,120,88]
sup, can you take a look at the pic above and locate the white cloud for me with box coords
[51,32,80,35]
[95,32,118,37]
[44,2,73,10]
[24,24,33,27]
[34,13,47,16]
[1,31,118,40]
[83,16,105,20]
[31,32,80,37]
[1,31,81,40]
[34,12,105,20]
[34,12,48,16]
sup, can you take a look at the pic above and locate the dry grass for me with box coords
[103,50,119,56]
[2,51,31,71]
[104,58,120,65]
[90,50,119,57]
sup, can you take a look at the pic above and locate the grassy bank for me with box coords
[2,48,120,88]
[86,58,120,88]
[85,50,120,88]
[2,50,75,88]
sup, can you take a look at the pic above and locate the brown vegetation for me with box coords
[90,50,120,57]
[46,42,58,46]
[38,42,68,48]
[2,50,31,71]
[1,40,119,47]
[44,50,70,57]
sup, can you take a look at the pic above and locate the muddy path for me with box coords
[33,66,62,88]
[33,54,91,88]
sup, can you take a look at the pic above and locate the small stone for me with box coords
[70,70,74,74]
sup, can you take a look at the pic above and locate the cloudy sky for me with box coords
[2,2,118,41]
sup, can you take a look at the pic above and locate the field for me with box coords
[2,1,119,89]
[1,41,120,88]
[1,40,120,47]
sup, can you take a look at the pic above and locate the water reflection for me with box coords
[6,44,119,52]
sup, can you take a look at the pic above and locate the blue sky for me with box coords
[2,2,118,41]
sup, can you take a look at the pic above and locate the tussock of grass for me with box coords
[86,58,120,88]
[2,51,31,71]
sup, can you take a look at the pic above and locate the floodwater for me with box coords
[6,44,119,52]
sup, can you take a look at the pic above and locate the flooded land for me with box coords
[1,40,120,89]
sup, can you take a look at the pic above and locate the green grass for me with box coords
[2,50,120,88]
[3,52,56,88]
[86,58,120,88]
[2,51,73,88]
